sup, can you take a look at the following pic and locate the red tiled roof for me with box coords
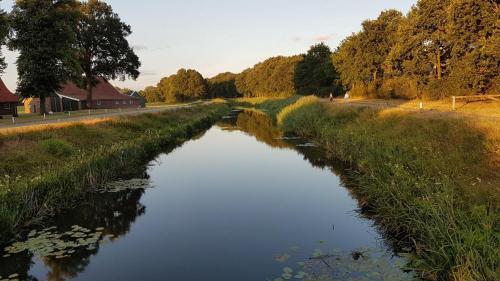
[59,78,137,101]
[0,78,18,103]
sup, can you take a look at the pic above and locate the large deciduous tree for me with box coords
[0,1,9,73]
[207,72,240,98]
[157,69,207,103]
[140,86,163,103]
[235,56,303,97]
[446,0,499,93]
[388,0,452,86]
[294,43,338,96]
[77,0,140,108]
[9,0,81,114]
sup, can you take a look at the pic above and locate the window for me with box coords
[3,103,10,110]
[129,100,133,105]
[97,100,101,106]
[122,100,126,105]
[115,100,119,105]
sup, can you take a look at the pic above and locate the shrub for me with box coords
[380,77,419,99]
[40,139,76,157]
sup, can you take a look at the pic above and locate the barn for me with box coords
[25,78,140,113]
[0,78,18,117]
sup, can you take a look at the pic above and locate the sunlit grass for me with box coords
[0,104,230,242]
[276,95,319,125]
[276,99,499,280]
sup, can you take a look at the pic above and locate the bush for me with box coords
[380,77,419,99]
[40,139,76,157]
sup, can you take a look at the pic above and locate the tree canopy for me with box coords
[207,72,240,98]
[0,1,8,74]
[9,0,82,114]
[139,86,162,103]
[333,0,499,99]
[77,0,140,108]
[235,56,303,97]
[157,69,208,103]
[294,43,339,96]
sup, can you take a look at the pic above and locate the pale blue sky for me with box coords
[1,0,416,91]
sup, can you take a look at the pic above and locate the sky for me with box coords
[1,0,416,91]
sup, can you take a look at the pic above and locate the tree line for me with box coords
[0,0,140,114]
[141,0,498,103]
[141,44,337,103]
[333,0,498,99]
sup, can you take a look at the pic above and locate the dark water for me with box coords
[1,111,409,281]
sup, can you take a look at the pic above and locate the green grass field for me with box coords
[272,97,499,281]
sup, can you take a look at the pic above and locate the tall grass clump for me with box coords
[277,102,499,281]
[0,104,229,242]
[276,95,319,125]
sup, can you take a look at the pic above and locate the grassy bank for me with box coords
[273,97,499,281]
[0,104,229,242]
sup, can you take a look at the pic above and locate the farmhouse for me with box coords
[0,78,18,117]
[128,91,146,108]
[25,78,140,113]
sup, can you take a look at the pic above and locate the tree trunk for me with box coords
[86,76,93,109]
[436,47,442,80]
[39,93,47,115]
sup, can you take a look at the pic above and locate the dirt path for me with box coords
[0,104,194,130]
[323,98,500,121]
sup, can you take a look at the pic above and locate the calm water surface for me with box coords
[1,111,408,281]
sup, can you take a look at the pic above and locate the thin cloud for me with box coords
[313,34,336,42]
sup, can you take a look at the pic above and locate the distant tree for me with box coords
[157,69,208,103]
[294,43,338,96]
[207,72,240,98]
[77,0,140,108]
[235,56,303,97]
[0,1,8,73]
[140,86,163,103]
[9,0,81,114]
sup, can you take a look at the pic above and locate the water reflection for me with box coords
[1,109,408,281]
[1,178,149,281]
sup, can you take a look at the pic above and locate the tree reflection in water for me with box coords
[0,177,149,281]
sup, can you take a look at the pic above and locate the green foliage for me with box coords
[9,0,82,114]
[294,43,340,96]
[333,0,499,99]
[333,10,402,92]
[235,56,303,97]
[140,86,163,103]
[278,102,499,280]
[77,0,140,107]
[157,69,208,103]
[0,1,8,73]
[40,139,76,157]
[207,72,240,98]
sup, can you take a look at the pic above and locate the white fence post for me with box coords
[452,96,456,111]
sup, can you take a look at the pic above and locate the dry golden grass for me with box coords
[0,117,113,136]
[230,96,288,105]
[330,97,500,117]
